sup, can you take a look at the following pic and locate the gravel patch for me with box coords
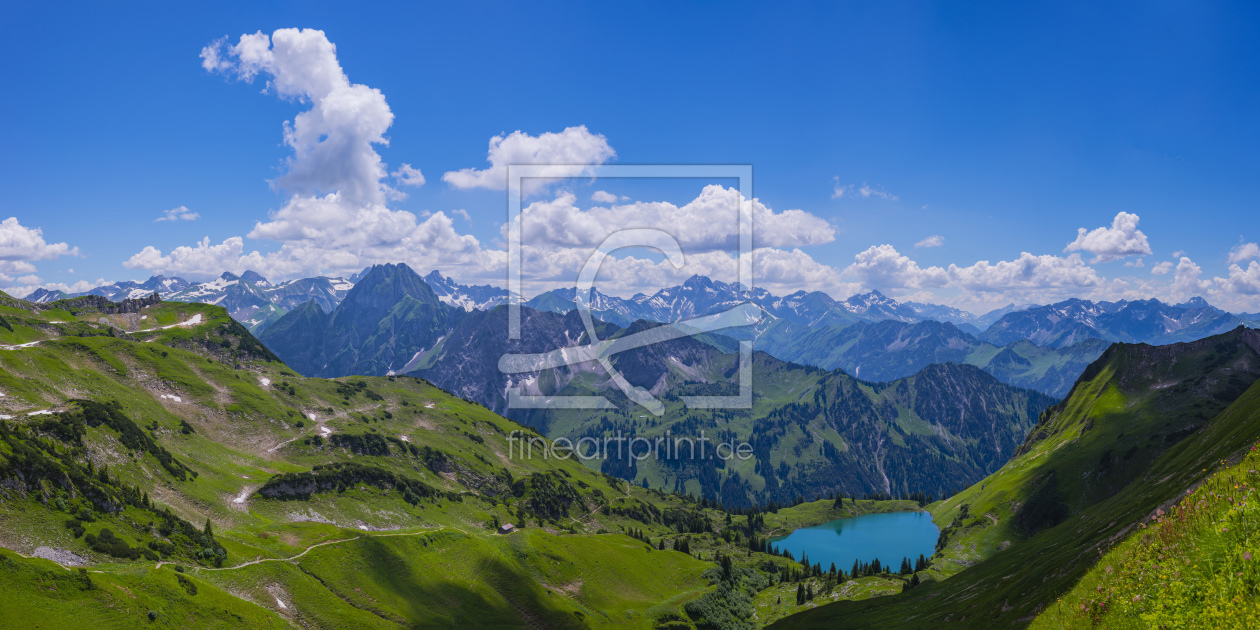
[32,546,89,566]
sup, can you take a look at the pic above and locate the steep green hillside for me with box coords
[0,292,932,629]
[768,327,1260,628]
[1030,442,1260,628]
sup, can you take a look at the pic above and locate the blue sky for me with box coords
[2,1,1258,311]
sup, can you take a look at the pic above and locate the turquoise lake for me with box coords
[768,511,940,571]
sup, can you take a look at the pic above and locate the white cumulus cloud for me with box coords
[442,126,615,194]
[1064,212,1153,263]
[124,237,267,279]
[1151,261,1174,275]
[1169,257,1212,301]
[591,190,618,204]
[128,29,502,283]
[844,244,948,290]
[914,235,944,248]
[1227,242,1260,265]
[0,217,79,274]
[947,252,1103,292]
[510,185,835,252]
[1215,261,1260,296]
[203,28,395,207]
[392,164,426,188]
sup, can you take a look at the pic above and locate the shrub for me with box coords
[64,518,85,538]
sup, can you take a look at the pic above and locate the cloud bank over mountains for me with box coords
[3,27,1257,314]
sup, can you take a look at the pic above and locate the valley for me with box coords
[4,270,1260,629]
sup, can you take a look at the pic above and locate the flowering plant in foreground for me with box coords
[1034,446,1260,629]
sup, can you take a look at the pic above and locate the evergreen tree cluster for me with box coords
[0,413,226,566]
[258,461,457,506]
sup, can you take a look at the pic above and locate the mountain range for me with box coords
[419,306,1057,505]
[25,271,355,334]
[18,266,1258,400]
[755,318,1112,397]
[258,264,1056,505]
[979,295,1250,347]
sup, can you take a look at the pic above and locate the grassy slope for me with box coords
[0,298,712,628]
[769,329,1260,629]
[1030,443,1260,629]
[0,295,930,629]
[0,547,287,629]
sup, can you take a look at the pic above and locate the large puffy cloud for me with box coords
[1215,261,1260,296]
[145,29,839,293]
[442,126,615,193]
[1169,256,1212,301]
[829,246,1108,311]
[128,29,501,282]
[0,217,79,275]
[133,30,635,284]
[1228,242,1260,265]
[947,252,1098,293]
[513,245,851,299]
[948,252,1103,292]
[124,237,268,279]
[204,28,395,207]
[844,244,947,290]
[756,248,856,296]
[1064,211,1152,263]
[511,185,834,251]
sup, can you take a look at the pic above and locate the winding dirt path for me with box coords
[198,525,470,572]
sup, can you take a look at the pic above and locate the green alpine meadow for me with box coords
[5,277,1260,628]
[4,4,1260,629]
